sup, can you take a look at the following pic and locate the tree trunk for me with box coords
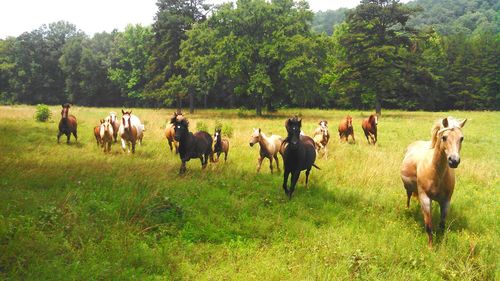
[229,93,234,108]
[189,92,194,114]
[255,95,262,116]
[375,96,382,115]
[203,92,208,108]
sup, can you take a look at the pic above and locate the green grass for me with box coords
[0,105,498,280]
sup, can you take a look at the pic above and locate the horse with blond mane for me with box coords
[249,128,283,173]
[400,117,467,247]
[312,120,330,159]
[118,110,144,153]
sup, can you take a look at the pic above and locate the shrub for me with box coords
[196,121,208,132]
[214,120,223,131]
[35,104,51,122]
[222,124,233,138]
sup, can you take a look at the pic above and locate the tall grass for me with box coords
[0,105,498,280]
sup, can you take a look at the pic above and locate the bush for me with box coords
[222,124,233,138]
[35,104,51,122]
[196,121,208,132]
[214,120,223,131]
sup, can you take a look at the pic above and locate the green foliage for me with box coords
[222,124,233,138]
[196,121,208,132]
[312,8,349,35]
[34,104,51,122]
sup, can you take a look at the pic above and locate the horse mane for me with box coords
[430,117,463,148]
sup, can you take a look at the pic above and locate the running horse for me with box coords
[213,128,229,162]
[400,117,467,247]
[57,103,78,143]
[312,120,330,159]
[361,114,378,145]
[118,110,144,153]
[249,128,283,173]
[106,112,120,143]
[338,115,355,143]
[165,111,183,153]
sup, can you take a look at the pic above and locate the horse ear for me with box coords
[129,110,132,114]
[258,128,261,133]
[459,119,467,128]
[442,117,449,128]
[121,109,125,114]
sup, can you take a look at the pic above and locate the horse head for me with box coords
[61,104,71,119]
[171,117,189,141]
[286,117,302,150]
[345,116,353,129]
[249,128,261,147]
[319,120,329,137]
[370,114,378,126]
[109,112,117,124]
[121,110,132,132]
[434,117,467,168]
[214,128,222,144]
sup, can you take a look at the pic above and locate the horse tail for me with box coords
[312,163,321,170]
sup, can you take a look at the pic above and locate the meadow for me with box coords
[0,105,498,280]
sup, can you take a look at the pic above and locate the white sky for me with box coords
[0,0,395,39]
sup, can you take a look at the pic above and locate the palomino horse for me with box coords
[118,110,144,153]
[338,115,355,143]
[312,120,330,159]
[58,103,78,143]
[400,117,467,247]
[165,111,184,153]
[94,119,104,145]
[361,114,378,145]
[213,128,229,162]
[100,119,114,153]
[106,112,120,143]
[282,117,319,199]
[249,128,283,173]
[171,116,213,174]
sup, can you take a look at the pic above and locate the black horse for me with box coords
[171,116,213,174]
[281,117,319,199]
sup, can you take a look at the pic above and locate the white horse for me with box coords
[118,110,144,153]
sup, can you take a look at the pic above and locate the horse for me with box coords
[338,115,355,143]
[171,116,214,174]
[93,119,104,146]
[249,128,283,173]
[213,128,229,162]
[312,120,330,159]
[100,119,114,153]
[361,114,378,145]
[281,117,320,199]
[105,112,120,143]
[165,111,183,154]
[57,103,78,144]
[118,110,144,153]
[400,117,467,247]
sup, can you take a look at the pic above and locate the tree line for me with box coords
[0,0,498,115]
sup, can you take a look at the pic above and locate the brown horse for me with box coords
[118,110,144,153]
[165,111,183,153]
[282,117,320,199]
[361,114,378,145]
[400,117,467,247]
[338,115,355,143]
[171,116,213,174]
[249,128,283,173]
[100,119,114,153]
[312,120,330,159]
[213,128,229,162]
[93,119,104,145]
[58,103,78,143]
[105,112,120,143]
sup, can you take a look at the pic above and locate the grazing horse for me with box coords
[118,110,144,153]
[165,111,184,153]
[400,117,467,247]
[361,114,378,145]
[94,119,104,145]
[249,128,283,173]
[312,120,330,159]
[281,117,320,199]
[213,128,229,162]
[57,103,78,143]
[100,119,114,153]
[105,112,120,143]
[171,117,213,174]
[338,115,355,143]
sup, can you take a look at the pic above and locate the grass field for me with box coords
[0,105,498,280]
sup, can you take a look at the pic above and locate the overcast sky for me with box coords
[0,0,399,39]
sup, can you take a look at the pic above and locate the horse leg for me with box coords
[419,193,433,247]
[121,139,127,152]
[439,200,451,230]
[57,131,62,143]
[324,146,328,160]
[351,132,355,143]
[107,141,111,152]
[131,140,136,154]
[256,156,264,172]
[364,132,370,144]
[200,156,205,168]
[406,189,413,208]
[305,168,311,189]
[168,140,173,151]
[180,160,187,174]
[224,151,228,162]
[274,154,280,173]
[289,171,300,199]
[73,130,78,143]
[269,157,273,174]
[217,151,221,162]
[282,169,290,197]
[66,133,70,144]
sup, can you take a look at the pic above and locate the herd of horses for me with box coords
[57,104,467,247]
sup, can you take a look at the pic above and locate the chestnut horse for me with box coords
[105,112,120,143]
[338,115,355,143]
[118,110,144,153]
[172,117,213,174]
[57,103,78,143]
[281,117,320,199]
[249,128,283,173]
[400,117,467,247]
[361,114,378,145]
[213,128,229,162]
[93,119,104,145]
[312,120,330,159]
[165,111,183,153]
[100,119,114,153]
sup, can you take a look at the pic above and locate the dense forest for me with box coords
[0,0,498,114]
